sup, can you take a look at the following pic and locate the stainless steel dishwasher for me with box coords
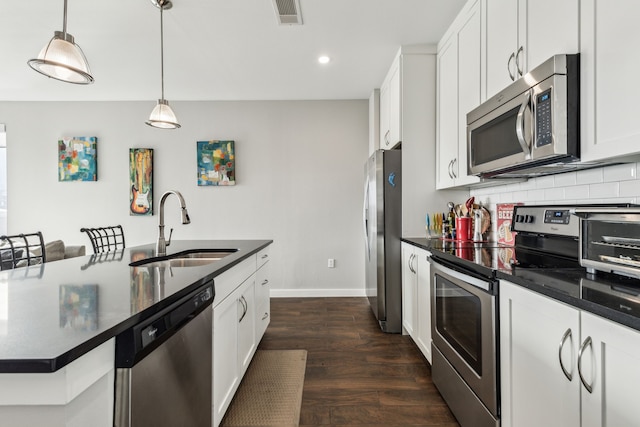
[114,280,214,427]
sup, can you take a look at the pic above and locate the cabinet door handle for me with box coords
[261,279,269,286]
[515,46,524,76]
[447,160,454,179]
[507,52,516,81]
[239,296,248,323]
[451,158,458,178]
[261,254,269,260]
[578,336,594,393]
[558,328,573,381]
[384,130,390,146]
[262,312,269,321]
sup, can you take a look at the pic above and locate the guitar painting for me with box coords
[129,148,153,215]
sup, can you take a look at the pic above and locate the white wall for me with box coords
[0,100,369,296]
[470,163,640,240]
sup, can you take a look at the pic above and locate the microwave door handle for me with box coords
[516,91,532,159]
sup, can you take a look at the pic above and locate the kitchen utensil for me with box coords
[426,214,431,237]
[473,209,483,241]
[465,197,474,217]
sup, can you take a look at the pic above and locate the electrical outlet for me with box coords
[328,258,335,268]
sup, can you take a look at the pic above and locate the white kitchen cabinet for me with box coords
[500,280,640,427]
[401,242,432,364]
[402,242,418,338]
[213,284,241,426]
[212,248,271,427]
[436,0,481,189]
[581,311,640,427]
[379,61,401,150]
[483,0,579,100]
[237,275,256,377]
[580,0,640,163]
[368,89,380,155]
[415,249,432,364]
[255,247,271,342]
[500,280,580,427]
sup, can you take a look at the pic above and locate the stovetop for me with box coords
[403,234,640,332]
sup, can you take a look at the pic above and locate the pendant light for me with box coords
[146,0,181,129]
[27,0,94,84]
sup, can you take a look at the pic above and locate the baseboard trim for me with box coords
[270,289,367,298]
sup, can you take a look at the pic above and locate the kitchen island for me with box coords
[0,239,272,426]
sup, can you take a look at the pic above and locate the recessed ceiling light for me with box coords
[318,56,330,64]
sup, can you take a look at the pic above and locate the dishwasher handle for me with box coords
[116,280,214,368]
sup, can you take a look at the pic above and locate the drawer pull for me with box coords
[261,279,269,286]
[261,254,269,259]
[262,313,269,321]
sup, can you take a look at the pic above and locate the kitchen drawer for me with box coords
[257,246,270,269]
[255,261,270,308]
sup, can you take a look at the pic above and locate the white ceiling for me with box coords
[1,0,466,101]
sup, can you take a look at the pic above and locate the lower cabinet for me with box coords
[500,280,640,427]
[212,247,271,427]
[401,242,432,363]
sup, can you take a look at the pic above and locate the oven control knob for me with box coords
[525,215,534,223]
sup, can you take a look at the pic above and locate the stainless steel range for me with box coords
[428,203,638,427]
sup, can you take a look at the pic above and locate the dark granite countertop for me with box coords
[402,237,640,332]
[0,239,272,373]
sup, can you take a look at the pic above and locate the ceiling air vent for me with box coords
[271,0,303,25]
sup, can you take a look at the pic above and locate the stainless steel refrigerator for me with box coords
[363,149,402,333]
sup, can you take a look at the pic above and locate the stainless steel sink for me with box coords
[130,249,237,268]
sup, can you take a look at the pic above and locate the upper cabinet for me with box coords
[436,0,481,189]
[580,0,640,163]
[483,0,579,100]
[379,60,402,149]
[368,89,380,156]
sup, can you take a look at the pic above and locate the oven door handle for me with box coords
[431,258,492,292]
[558,328,573,381]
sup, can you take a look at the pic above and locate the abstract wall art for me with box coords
[197,140,236,186]
[58,136,98,182]
[129,148,154,215]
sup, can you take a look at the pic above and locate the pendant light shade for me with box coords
[146,0,180,129]
[27,0,94,84]
[147,99,181,129]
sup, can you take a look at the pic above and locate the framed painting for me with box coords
[58,136,97,182]
[129,148,153,215]
[197,140,235,186]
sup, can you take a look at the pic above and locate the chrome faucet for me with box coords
[156,190,191,256]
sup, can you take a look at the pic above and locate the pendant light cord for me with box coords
[160,2,165,101]
[62,0,68,36]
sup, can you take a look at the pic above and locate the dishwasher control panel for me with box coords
[116,280,215,368]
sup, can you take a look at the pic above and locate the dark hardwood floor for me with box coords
[258,297,460,427]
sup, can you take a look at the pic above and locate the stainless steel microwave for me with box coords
[467,54,580,179]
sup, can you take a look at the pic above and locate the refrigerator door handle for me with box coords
[363,177,370,259]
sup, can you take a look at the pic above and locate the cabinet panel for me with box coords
[436,36,459,189]
[455,2,482,186]
[500,281,580,427]
[213,291,240,426]
[484,0,519,99]
[581,312,640,427]
[519,0,578,74]
[401,243,417,337]
[415,249,432,363]
[380,62,400,150]
[580,0,640,162]
[237,275,256,377]
[255,261,271,342]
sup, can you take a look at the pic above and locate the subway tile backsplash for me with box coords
[469,162,640,241]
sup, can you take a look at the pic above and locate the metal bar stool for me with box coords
[80,225,126,254]
[0,232,46,270]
